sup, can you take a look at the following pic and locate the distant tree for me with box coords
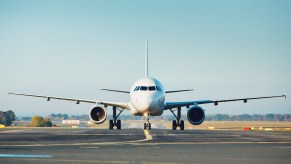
[230,115,239,121]
[265,114,275,121]
[6,110,16,121]
[252,114,263,121]
[56,113,62,119]
[0,110,16,126]
[0,111,5,124]
[42,118,52,127]
[276,114,284,121]
[80,114,89,120]
[30,116,52,127]
[4,113,12,126]
[30,116,44,127]
[22,117,32,121]
[63,114,69,120]
[215,114,230,121]
[71,114,89,120]
[239,114,252,121]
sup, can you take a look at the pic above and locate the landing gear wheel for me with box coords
[170,108,185,130]
[144,122,151,130]
[180,120,184,130]
[109,120,114,130]
[117,120,121,130]
[172,120,177,130]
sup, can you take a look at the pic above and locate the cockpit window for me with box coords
[140,86,147,91]
[149,86,156,91]
[156,86,161,91]
[134,86,140,91]
[135,86,161,91]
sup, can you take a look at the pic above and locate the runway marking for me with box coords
[0,130,153,147]
[3,158,177,164]
[80,146,100,149]
[1,141,291,147]
[274,146,291,149]
[151,141,291,145]
[73,134,133,136]
[137,146,160,149]
[0,130,23,133]
[0,154,52,158]
[144,130,153,140]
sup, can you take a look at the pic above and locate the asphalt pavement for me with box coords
[0,125,291,163]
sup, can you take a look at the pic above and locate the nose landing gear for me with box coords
[143,117,151,130]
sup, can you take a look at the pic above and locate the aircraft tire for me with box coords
[117,120,121,130]
[172,120,177,130]
[180,120,184,130]
[109,120,114,129]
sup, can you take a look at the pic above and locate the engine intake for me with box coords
[89,106,107,124]
[187,106,205,125]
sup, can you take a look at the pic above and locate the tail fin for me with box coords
[145,40,148,77]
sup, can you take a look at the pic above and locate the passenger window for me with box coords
[149,86,156,91]
[140,86,147,91]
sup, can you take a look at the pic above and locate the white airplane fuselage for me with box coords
[129,77,165,116]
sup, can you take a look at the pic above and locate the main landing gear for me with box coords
[144,117,151,130]
[109,106,124,130]
[170,107,184,130]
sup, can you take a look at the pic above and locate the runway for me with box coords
[1,126,291,163]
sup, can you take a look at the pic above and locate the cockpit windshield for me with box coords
[134,86,161,91]
[148,86,156,91]
[140,86,147,91]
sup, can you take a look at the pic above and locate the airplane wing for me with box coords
[165,89,193,93]
[8,92,130,109]
[164,95,286,109]
[99,89,130,93]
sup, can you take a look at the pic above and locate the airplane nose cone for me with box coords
[132,92,161,114]
[145,95,159,109]
[139,96,154,111]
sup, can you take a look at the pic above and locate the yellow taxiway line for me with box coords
[144,130,153,140]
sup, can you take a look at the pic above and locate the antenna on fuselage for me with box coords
[145,40,148,77]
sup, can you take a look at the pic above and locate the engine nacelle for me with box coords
[187,106,205,125]
[89,106,107,124]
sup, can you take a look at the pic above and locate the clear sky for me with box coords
[0,0,290,117]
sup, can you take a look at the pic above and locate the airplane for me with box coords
[9,41,286,130]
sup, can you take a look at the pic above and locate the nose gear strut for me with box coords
[143,116,151,130]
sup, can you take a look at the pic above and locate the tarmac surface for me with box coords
[1,125,291,164]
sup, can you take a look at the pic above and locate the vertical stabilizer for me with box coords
[145,40,148,77]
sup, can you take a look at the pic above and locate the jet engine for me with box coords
[187,106,205,125]
[89,106,107,124]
